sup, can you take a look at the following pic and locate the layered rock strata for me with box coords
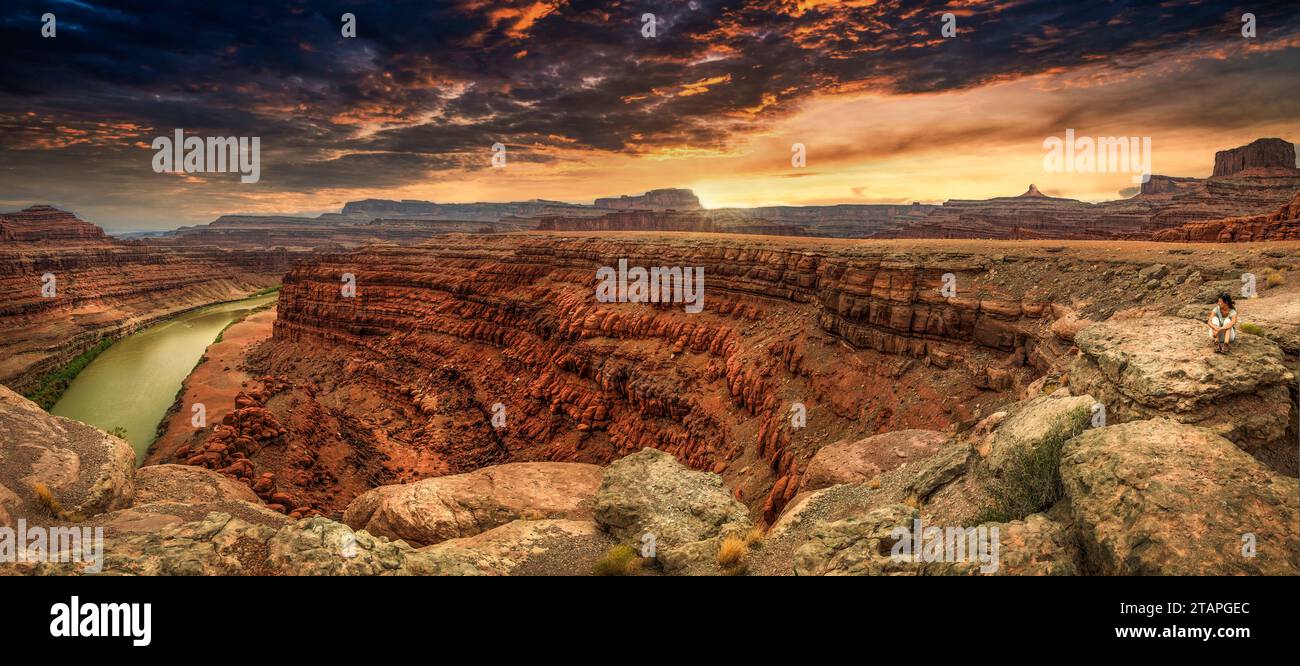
[148,232,1300,524]
[0,206,286,393]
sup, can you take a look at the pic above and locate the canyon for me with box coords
[138,233,1299,525]
[3,230,1296,575]
[0,206,288,399]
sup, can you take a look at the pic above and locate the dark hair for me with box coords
[1217,292,1235,310]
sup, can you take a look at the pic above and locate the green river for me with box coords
[50,294,278,464]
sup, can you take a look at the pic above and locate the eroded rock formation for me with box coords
[0,206,286,393]
[1152,189,1300,242]
[595,188,702,210]
[1213,138,1297,177]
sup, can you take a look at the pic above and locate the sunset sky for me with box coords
[2,0,1299,231]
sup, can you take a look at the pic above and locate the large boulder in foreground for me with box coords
[799,430,948,492]
[594,448,751,575]
[421,519,617,576]
[2,512,486,576]
[1060,419,1299,575]
[1069,317,1296,473]
[343,462,602,546]
[0,386,135,527]
[792,504,1079,576]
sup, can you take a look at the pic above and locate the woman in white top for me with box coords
[1207,292,1237,354]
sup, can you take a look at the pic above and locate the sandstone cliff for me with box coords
[0,206,285,393]
[594,188,702,210]
[1151,189,1300,242]
[144,231,1300,526]
[1213,138,1297,177]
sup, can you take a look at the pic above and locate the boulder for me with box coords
[792,505,1079,576]
[343,462,602,546]
[1060,419,1299,575]
[85,499,289,537]
[132,464,260,505]
[2,512,486,576]
[1069,316,1296,473]
[593,448,751,575]
[420,519,617,576]
[0,386,135,527]
[799,430,948,492]
[792,504,918,576]
[976,393,1095,478]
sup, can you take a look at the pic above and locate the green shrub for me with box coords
[1240,323,1266,336]
[974,406,1090,524]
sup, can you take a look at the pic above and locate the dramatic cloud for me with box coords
[1,0,1298,228]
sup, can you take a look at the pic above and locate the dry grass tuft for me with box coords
[33,482,82,522]
[717,535,749,575]
[593,545,643,576]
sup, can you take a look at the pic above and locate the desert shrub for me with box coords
[974,406,1090,524]
[717,535,748,575]
[1240,322,1266,336]
[1263,269,1285,288]
[593,545,642,576]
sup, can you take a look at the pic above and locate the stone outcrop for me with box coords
[1069,317,1296,473]
[420,518,617,576]
[593,448,751,575]
[343,462,602,546]
[1061,419,1299,575]
[798,430,948,492]
[790,504,1079,576]
[1213,138,1297,177]
[975,394,1094,479]
[132,464,261,505]
[0,386,135,527]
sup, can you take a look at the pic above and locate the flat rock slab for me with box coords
[343,462,603,546]
[1070,316,1296,473]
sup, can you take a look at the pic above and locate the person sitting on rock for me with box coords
[1207,292,1238,354]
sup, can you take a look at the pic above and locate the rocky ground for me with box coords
[2,231,1295,576]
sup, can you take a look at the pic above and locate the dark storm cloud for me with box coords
[1,0,1297,214]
